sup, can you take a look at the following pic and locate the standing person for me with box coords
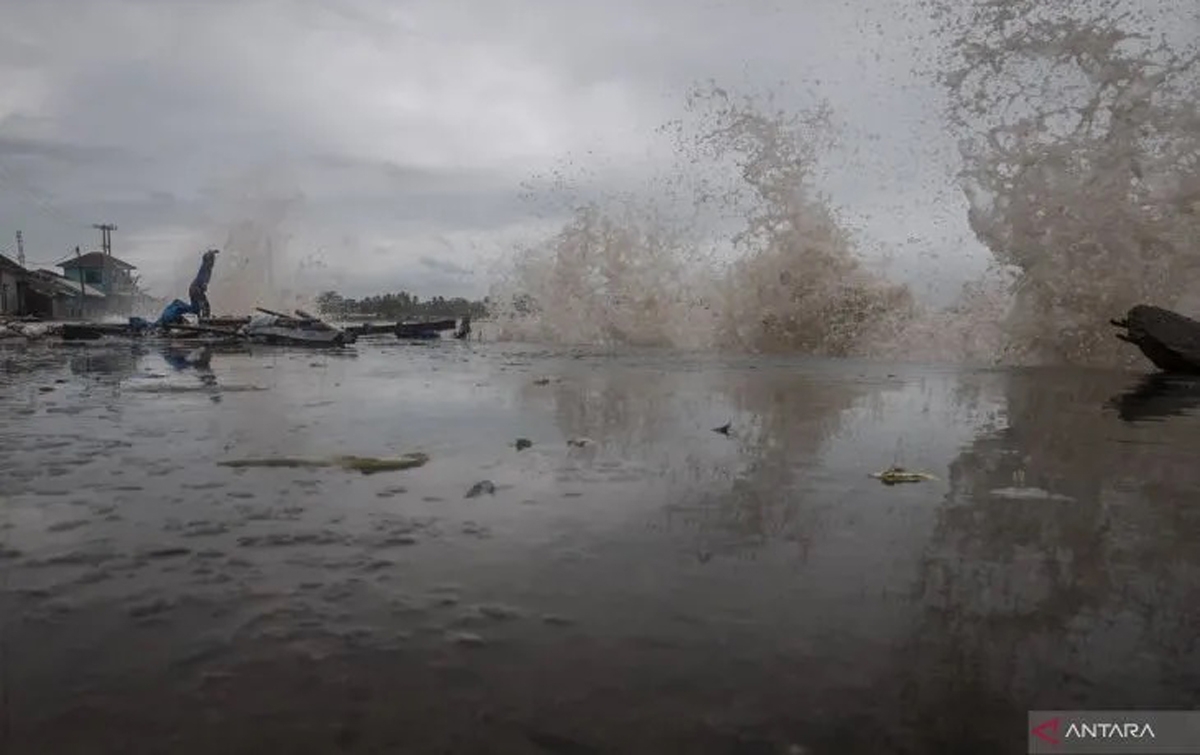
[188,248,219,320]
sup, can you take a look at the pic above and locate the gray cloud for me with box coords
[418,255,472,277]
[1,0,983,303]
[0,133,129,165]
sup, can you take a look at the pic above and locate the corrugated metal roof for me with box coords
[30,270,106,298]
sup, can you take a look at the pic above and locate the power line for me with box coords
[22,257,68,268]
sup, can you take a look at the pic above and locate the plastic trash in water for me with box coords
[869,465,938,485]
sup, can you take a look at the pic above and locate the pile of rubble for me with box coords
[0,319,57,341]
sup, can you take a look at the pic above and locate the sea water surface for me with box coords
[1,338,1198,754]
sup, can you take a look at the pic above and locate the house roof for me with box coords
[0,253,27,273]
[57,251,137,270]
[30,270,106,298]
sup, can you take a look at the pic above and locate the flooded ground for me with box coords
[1,338,1198,754]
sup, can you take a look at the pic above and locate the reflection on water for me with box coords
[68,345,145,379]
[1108,373,1200,423]
[899,368,1200,752]
[1,345,1197,754]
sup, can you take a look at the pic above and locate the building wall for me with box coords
[0,268,26,316]
[24,288,55,319]
[57,276,118,317]
[57,293,107,320]
[61,261,136,297]
[57,258,139,317]
[22,273,111,320]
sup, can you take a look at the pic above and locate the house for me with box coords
[57,251,139,315]
[0,253,30,316]
[25,270,107,320]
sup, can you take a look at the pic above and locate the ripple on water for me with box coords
[46,519,90,533]
[445,631,487,647]
[27,547,121,569]
[129,597,179,621]
[459,603,523,623]
[181,522,234,538]
[181,481,226,491]
[236,531,352,548]
[140,547,193,560]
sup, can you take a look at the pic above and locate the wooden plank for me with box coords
[164,322,244,337]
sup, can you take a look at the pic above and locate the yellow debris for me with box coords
[869,465,938,485]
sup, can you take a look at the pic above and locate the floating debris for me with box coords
[466,480,496,498]
[989,487,1075,502]
[515,438,533,451]
[219,458,327,470]
[334,455,429,474]
[533,377,551,386]
[219,453,429,475]
[567,437,594,448]
[869,465,937,485]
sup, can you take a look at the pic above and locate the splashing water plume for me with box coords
[925,0,1200,365]
[491,1,1200,368]
[169,168,327,317]
[490,84,915,357]
[676,88,915,356]
[490,200,703,348]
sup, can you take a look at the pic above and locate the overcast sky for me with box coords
[0,0,988,303]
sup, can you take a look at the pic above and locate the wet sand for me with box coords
[1,339,1198,754]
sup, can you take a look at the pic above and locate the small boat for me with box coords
[1112,304,1200,373]
[345,316,471,341]
[238,309,355,347]
[395,318,458,340]
[60,323,122,340]
[202,316,252,329]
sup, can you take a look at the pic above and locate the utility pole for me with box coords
[15,231,24,267]
[74,246,83,318]
[92,223,117,256]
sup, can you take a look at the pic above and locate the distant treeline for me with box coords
[315,290,490,320]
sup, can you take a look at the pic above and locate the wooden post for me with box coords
[75,246,84,320]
